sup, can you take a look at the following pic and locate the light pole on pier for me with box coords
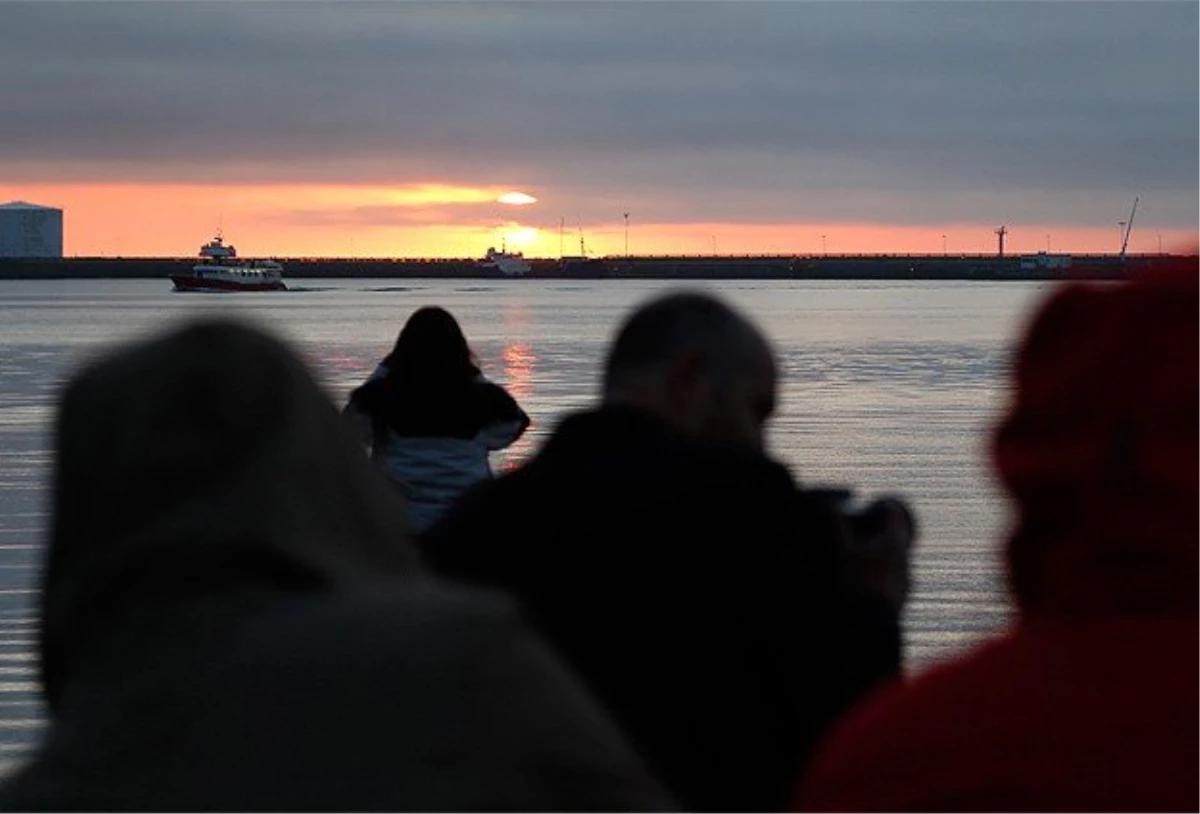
[942,234,947,255]
[1046,234,1051,253]
[623,212,630,257]
[821,234,827,255]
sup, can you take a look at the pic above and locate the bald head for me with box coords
[602,292,777,450]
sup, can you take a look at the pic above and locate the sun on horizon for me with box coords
[498,192,538,206]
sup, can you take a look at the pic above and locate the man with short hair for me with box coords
[600,292,779,452]
[421,291,912,812]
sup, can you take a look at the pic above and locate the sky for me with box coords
[0,1,1196,258]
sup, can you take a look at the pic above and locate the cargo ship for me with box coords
[169,233,286,292]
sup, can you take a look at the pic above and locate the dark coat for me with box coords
[421,406,901,811]
[0,321,670,812]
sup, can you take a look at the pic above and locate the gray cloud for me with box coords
[0,1,1195,227]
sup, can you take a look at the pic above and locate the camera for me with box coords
[806,487,916,546]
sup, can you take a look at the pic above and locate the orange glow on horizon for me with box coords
[501,226,539,248]
[2,183,1194,258]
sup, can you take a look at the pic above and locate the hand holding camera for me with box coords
[809,488,917,613]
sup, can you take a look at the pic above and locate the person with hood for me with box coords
[0,319,671,812]
[345,306,530,535]
[797,259,1199,812]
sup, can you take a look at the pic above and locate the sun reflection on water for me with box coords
[493,302,538,473]
[496,340,537,472]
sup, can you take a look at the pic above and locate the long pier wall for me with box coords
[0,254,1178,281]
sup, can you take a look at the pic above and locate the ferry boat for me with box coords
[478,245,531,277]
[170,234,287,292]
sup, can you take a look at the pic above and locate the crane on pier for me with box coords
[1119,197,1139,259]
[995,225,1008,257]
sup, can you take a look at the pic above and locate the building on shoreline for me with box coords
[0,201,63,259]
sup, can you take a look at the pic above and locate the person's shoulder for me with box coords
[574,407,794,484]
[546,410,798,521]
[678,435,797,496]
[799,635,1017,807]
[467,377,525,417]
[346,373,386,408]
[468,376,513,401]
[238,580,522,671]
[250,581,513,643]
[851,634,1017,723]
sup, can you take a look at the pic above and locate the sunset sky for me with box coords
[1,2,1196,258]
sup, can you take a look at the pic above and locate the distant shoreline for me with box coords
[0,254,1181,282]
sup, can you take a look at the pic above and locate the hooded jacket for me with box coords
[797,261,1199,812]
[0,320,669,812]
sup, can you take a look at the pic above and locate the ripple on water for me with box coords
[0,280,1047,776]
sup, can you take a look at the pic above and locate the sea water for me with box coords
[0,277,1053,775]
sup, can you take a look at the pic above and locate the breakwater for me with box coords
[0,253,1177,281]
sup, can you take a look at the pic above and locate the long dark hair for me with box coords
[382,306,480,387]
[356,307,482,442]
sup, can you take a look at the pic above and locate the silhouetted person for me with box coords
[0,319,671,812]
[421,292,913,811]
[345,306,529,534]
[798,260,1199,812]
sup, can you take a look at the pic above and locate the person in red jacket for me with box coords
[797,257,1199,813]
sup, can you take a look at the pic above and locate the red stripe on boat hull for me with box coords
[170,274,287,293]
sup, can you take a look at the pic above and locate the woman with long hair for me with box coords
[346,306,529,534]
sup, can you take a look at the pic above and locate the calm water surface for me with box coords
[0,277,1054,775]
